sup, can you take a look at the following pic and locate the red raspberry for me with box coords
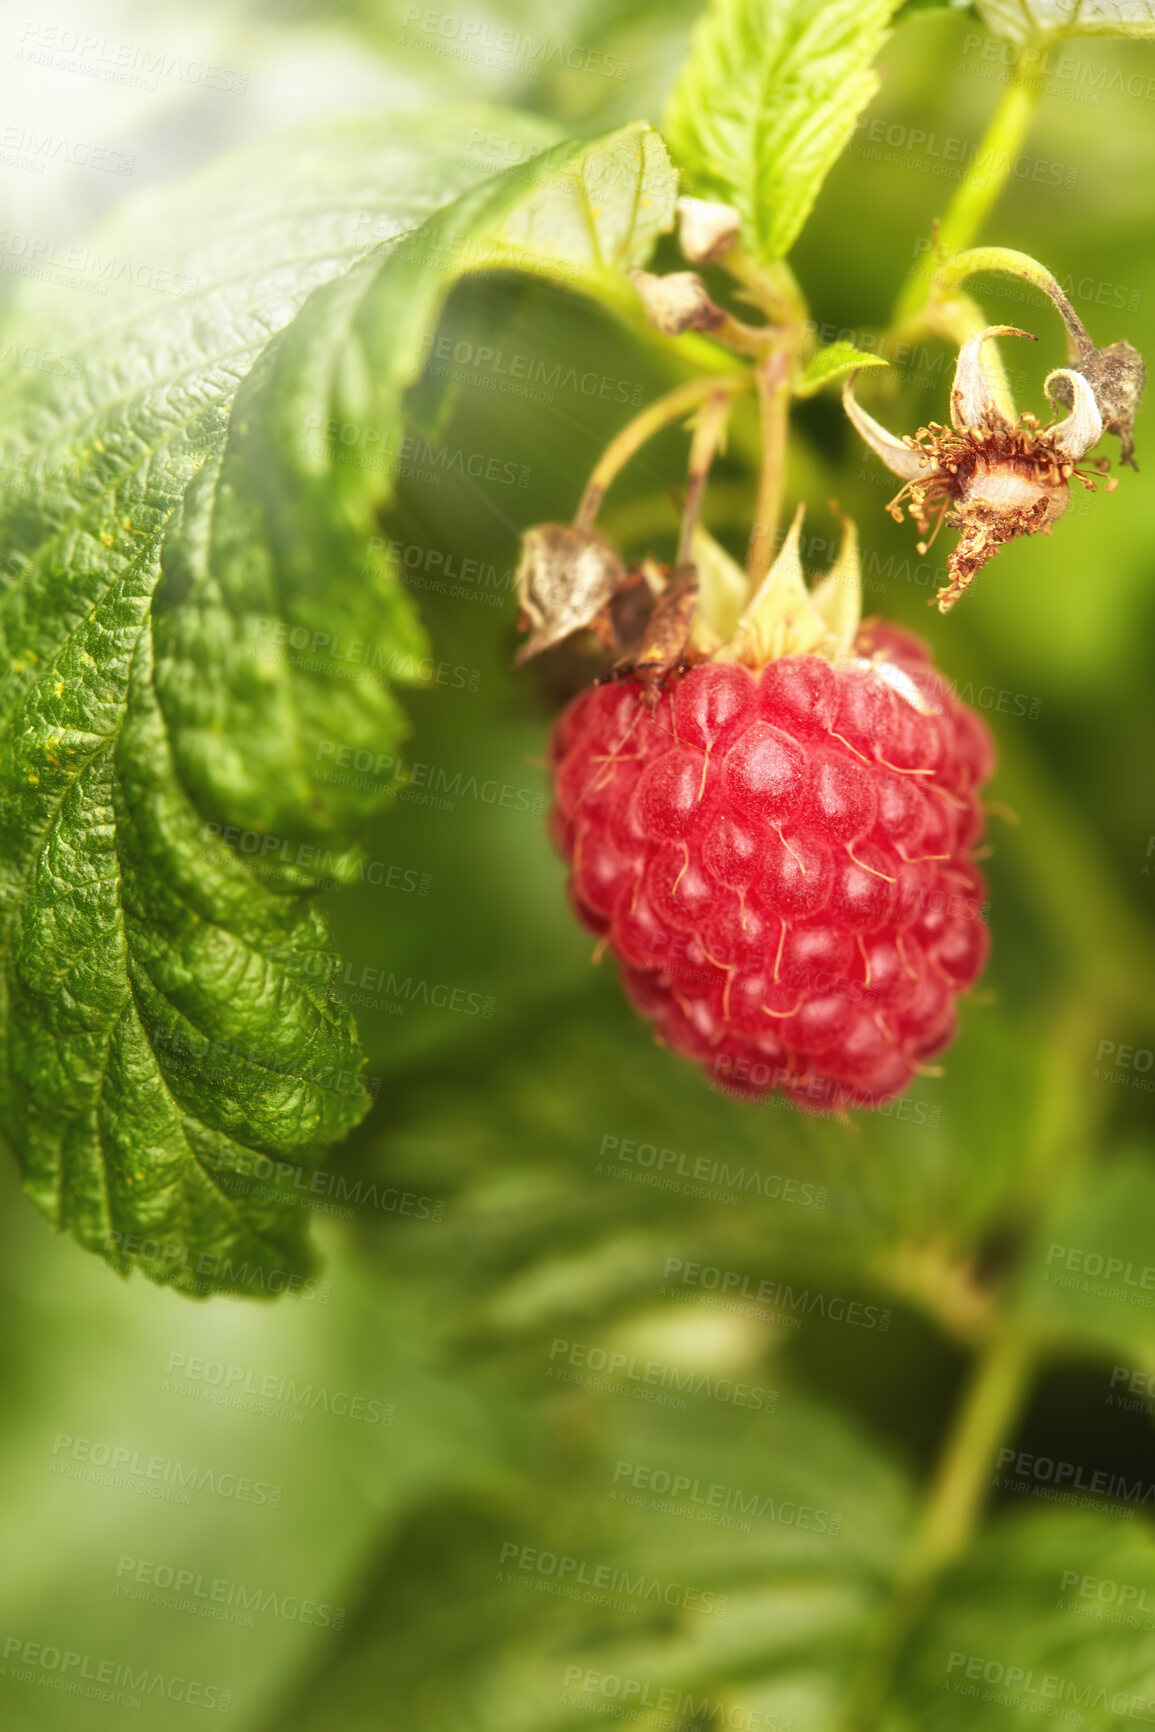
[549,626,993,1113]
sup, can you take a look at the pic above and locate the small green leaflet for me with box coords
[976,0,1155,42]
[0,116,676,1296]
[796,343,890,396]
[665,0,903,265]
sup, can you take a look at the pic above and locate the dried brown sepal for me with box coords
[514,523,626,665]
[629,268,727,337]
[1063,340,1145,469]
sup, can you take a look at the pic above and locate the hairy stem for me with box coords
[724,250,808,329]
[575,373,751,532]
[676,390,733,566]
[747,348,792,583]
[894,65,1043,327]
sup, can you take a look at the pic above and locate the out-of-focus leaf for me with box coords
[976,0,1155,42]
[1012,1154,1155,1362]
[896,1511,1155,1724]
[260,1390,914,1731]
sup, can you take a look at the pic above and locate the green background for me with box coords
[1,1,1154,1726]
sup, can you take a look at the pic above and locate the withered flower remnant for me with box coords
[514,524,626,665]
[844,323,1123,611]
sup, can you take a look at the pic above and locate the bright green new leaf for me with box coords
[796,342,891,396]
[665,0,903,263]
[0,115,676,1295]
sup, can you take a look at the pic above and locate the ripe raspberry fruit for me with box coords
[547,611,993,1115]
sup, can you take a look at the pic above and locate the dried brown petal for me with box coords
[514,524,625,665]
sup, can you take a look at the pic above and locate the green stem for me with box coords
[747,347,793,583]
[724,249,808,329]
[835,1324,1040,1731]
[676,390,733,567]
[894,65,1042,326]
[574,372,751,532]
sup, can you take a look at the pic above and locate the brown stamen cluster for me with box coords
[844,318,1138,612]
[888,416,1112,610]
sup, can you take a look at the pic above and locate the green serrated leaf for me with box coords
[976,0,1155,42]
[152,121,678,842]
[797,342,891,397]
[665,0,903,264]
[0,115,678,1294]
[0,108,636,1295]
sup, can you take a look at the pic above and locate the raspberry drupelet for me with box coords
[548,622,993,1114]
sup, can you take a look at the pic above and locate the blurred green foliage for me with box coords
[1,1,1154,1728]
